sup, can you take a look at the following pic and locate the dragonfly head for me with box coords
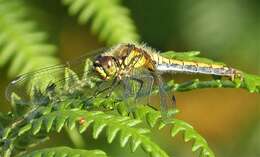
[93,55,118,80]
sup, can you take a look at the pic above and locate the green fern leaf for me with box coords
[64,68,80,91]
[128,105,215,157]
[55,113,68,132]
[67,114,78,130]
[7,110,168,157]
[32,119,43,135]
[0,0,59,77]
[18,123,32,136]
[92,118,107,139]
[106,125,120,143]
[161,51,225,69]
[44,114,56,133]
[10,93,29,116]
[160,120,215,157]
[165,73,260,94]
[2,127,11,140]
[62,0,140,45]
[21,146,107,157]
[243,73,260,93]
[161,50,201,58]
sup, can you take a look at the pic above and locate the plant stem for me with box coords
[65,127,87,149]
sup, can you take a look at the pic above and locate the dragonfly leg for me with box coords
[147,103,158,111]
[93,78,119,98]
[130,77,144,98]
[122,74,154,114]
[105,78,119,98]
[154,73,177,122]
[172,94,176,109]
[94,87,109,97]
[122,78,131,98]
[130,74,154,97]
[122,78,137,114]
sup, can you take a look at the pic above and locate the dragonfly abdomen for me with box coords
[154,55,241,79]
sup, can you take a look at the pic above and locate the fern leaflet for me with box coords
[2,110,169,157]
[62,0,140,45]
[0,0,59,77]
[120,105,215,157]
[20,146,107,157]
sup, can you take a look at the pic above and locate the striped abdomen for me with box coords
[150,53,242,79]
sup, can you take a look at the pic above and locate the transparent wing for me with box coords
[111,66,176,119]
[6,64,65,103]
[5,48,107,104]
[122,69,154,98]
[156,73,176,120]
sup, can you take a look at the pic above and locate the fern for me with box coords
[160,120,214,157]
[2,48,260,157]
[62,0,140,45]
[0,0,59,77]
[20,146,107,157]
[1,110,168,157]
[165,74,260,93]
[116,104,215,157]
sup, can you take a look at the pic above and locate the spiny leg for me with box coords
[130,77,144,98]
[122,77,132,98]
[124,77,144,111]
[93,78,119,98]
[144,75,154,105]
[122,74,155,114]
[129,74,154,105]
[154,73,177,122]
[122,78,136,115]
[172,94,176,111]
[94,86,110,97]
[134,74,154,105]
[105,77,119,98]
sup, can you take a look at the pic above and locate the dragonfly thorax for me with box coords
[93,44,152,80]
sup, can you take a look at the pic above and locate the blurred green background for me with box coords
[0,0,259,156]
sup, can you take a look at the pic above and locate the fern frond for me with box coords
[21,146,107,157]
[0,0,59,77]
[161,51,260,94]
[118,105,215,157]
[165,74,260,93]
[3,110,169,157]
[62,0,139,45]
[159,120,215,157]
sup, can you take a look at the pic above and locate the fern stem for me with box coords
[65,127,87,149]
[168,79,240,92]
[164,74,260,93]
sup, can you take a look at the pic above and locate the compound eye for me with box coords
[93,61,100,67]
[107,60,113,68]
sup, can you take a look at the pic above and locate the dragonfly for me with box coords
[5,43,243,119]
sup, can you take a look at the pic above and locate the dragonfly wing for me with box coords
[5,48,107,104]
[136,74,154,98]
[122,77,133,98]
[156,73,176,120]
[5,64,66,104]
[128,74,154,98]
[117,68,153,99]
[118,70,155,113]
